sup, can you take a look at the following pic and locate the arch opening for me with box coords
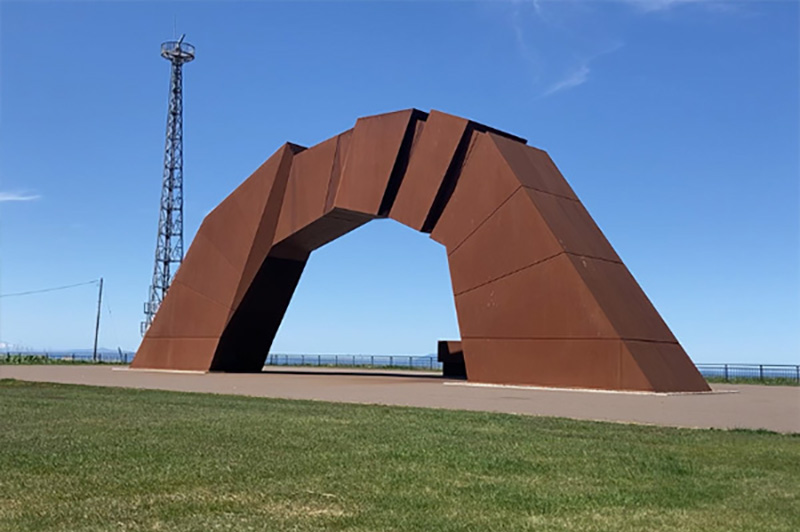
[266,219,460,361]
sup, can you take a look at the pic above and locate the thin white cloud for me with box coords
[0,192,40,202]
[541,42,623,97]
[622,0,714,13]
[543,64,591,95]
[511,0,734,97]
[510,1,544,85]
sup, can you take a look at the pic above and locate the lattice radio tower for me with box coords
[142,35,195,334]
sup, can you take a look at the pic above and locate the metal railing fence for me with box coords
[694,363,800,383]
[267,357,800,383]
[265,353,442,371]
[1,352,797,383]
[0,351,133,364]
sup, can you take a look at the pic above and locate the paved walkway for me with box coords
[2,365,798,433]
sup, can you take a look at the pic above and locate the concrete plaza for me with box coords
[2,365,798,433]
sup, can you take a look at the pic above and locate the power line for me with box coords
[0,279,100,299]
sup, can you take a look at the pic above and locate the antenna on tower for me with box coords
[142,35,195,335]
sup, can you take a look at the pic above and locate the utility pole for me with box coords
[142,35,195,334]
[92,277,103,363]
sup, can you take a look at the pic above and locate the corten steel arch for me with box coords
[131,109,710,393]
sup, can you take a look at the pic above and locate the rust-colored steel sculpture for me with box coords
[132,109,710,393]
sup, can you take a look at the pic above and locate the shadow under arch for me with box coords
[132,109,710,393]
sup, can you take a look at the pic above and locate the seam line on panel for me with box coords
[191,231,245,276]
[520,184,579,202]
[170,279,235,313]
[453,251,564,297]
[446,184,523,257]
[324,134,345,212]
[563,252,623,265]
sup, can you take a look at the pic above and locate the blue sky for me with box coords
[0,0,797,364]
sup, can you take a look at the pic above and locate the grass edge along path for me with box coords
[0,355,125,366]
[1,379,798,532]
[704,376,799,386]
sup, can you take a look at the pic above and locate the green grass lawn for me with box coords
[0,380,798,532]
[704,376,800,386]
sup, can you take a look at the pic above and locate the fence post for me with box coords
[409,356,412,369]
[335,355,338,367]
[390,355,393,367]
[301,355,305,366]
[430,357,433,370]
[759,364,764,381]
[371,355,374,367]
[353,355,356,367]
[796,365,799,384]
[724,364,728,382]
